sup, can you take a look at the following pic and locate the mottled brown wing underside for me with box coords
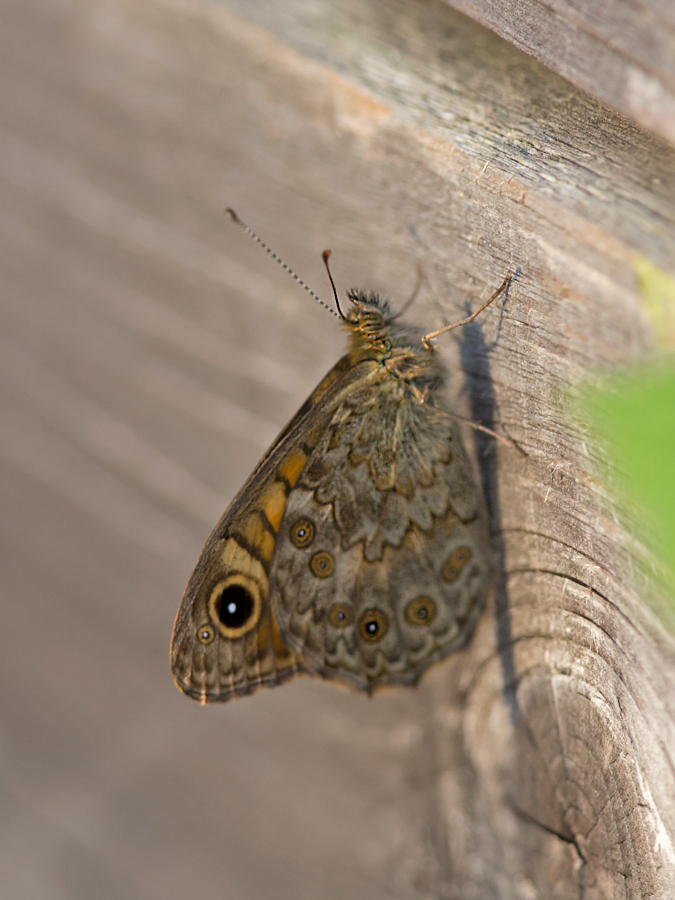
[270,387,492,692]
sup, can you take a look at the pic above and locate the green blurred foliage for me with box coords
[580,257,675,605]
[583,366,675,587]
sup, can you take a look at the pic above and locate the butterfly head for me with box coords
[344,289,441,385]
[345,290,394,343]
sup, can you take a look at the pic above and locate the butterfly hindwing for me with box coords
[270,389,492,691]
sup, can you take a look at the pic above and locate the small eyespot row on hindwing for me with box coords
[442,546,472,583]
[290,518,315,548]
[359,608,388,642]
[404,596,437,626]
[328,602,354,628]
[310,551,335,578]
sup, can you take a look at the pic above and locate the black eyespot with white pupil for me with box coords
[216,584,254,629]
[359,609,388,642]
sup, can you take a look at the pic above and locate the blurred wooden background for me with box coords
[2,0,675,897]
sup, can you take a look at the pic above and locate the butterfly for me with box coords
[171,210,510,703]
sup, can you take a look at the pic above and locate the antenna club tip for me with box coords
[322,249,332,261]
[225,207,240,222]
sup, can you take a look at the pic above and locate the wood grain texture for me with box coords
[1,0,674,897]
[444,0,675,147]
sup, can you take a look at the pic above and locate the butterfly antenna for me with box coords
[226,208,340,319]
[322,250,347,321]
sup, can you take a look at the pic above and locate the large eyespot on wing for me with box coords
[208,573,261,639]
[171,532,305,702]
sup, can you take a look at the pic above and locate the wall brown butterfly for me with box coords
[171,211,510,702]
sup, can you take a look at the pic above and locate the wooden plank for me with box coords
[1,0,674,897]
[226,0,675,275]
[445,0,675,146]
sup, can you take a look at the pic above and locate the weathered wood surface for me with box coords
[2,0,675,898]
[444,0,675,148]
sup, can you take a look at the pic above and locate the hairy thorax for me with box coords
[345,291,444,398]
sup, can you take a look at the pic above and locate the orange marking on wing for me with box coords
[277,449,308,488]
[260,479,288,534]
[241,514,276,562]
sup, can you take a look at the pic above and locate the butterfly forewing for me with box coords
[170,354,379,701]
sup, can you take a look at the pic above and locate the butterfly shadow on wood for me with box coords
[458,272,520,722]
